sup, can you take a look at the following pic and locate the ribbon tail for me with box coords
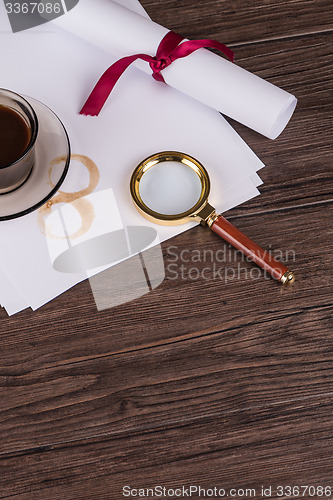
[80,54,153,116]
[170,38,234,63]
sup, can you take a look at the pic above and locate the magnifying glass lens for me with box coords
[139,161,202,215]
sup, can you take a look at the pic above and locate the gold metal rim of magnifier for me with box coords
[130,151,211,226]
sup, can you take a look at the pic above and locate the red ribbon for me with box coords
[80,30,234,116]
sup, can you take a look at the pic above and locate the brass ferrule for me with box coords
[280,270,295,285]
[206,211,219,228]
[196,203,219,227]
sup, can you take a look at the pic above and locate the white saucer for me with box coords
[0,96,70,221]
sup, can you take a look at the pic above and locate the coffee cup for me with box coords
[0,89,38,194]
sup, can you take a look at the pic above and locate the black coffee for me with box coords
[0,106,31,168]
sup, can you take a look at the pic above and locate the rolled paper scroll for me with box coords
[53,0,297,138]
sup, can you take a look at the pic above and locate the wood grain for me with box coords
[0,205,332,458]
[0,0,332,498]
[0,397,333,499]
[140,0,333,45]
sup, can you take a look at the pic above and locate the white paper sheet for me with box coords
[0,0,264,315]
[0,266,30,315]
[53,0,297,139]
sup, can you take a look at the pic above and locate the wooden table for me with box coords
[0,1,332,498]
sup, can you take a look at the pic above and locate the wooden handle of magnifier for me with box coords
[210,216,294,284]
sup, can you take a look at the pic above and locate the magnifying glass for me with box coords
[130,152,295,284]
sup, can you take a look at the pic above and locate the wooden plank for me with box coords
[0,204,331,454]
[0,304,332,456]
[0,397,332,498]
[140,0,333,45]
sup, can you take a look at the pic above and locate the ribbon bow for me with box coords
[80,30,234,116]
